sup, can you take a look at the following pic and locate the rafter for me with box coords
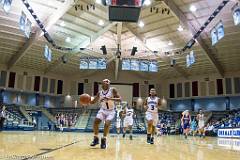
[124,23,189,78]
[162,0,224,77]
[44,22,117,74]
[115,22,122,80]
[7,0,74,69]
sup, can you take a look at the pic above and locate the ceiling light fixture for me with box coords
[168,41,173,46]
[144,0,151,6]
[177,25,184,31]
[190,5,197,12]
[100,45,107,55]
[131,47,138,56]
[65,37,71,43]
[60,21,65,27]
[98,20,104,26]
[61,55,68,64]
[138,20,144,28]
[96,0,102,4]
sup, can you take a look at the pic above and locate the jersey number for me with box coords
[106,102,109,109]
[151,105,155,110]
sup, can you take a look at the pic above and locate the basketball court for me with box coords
[0,0,240,160]
[1,132,240,160]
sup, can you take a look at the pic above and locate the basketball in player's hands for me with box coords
[79,93,91,106]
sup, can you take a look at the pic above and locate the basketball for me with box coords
[79,94,91,106]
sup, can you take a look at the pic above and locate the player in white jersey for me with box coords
[197,109,205,138]
[90,79,121,149]
[122,105,135,140]
[115,103,123,134]
[144,88,161,144]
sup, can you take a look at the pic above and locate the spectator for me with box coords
[33,118,37,129]
[48,122,52,131]
[0,105,6,131]
[205,110,240,136]
[55,112,79,128]
[166,120,171,135]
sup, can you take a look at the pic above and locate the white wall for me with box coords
[99,84,133,105]
[2,63,240,109]
[165,71,240,100]
[0,64,69,96]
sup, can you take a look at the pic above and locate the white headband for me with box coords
[103,79,110,84]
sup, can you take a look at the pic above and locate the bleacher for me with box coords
[210,111,230,122]
[84,109,147,133]
[85,109,106,132]
[134,110,147,133]
[5,103,239,135]
[5,104,26,120]
[4,104,34,130]
[48,107,84,129]
[75,110,91,130]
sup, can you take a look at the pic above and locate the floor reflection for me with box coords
[0,132,240,160]
[218,138,240,151]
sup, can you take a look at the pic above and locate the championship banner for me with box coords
[218,128,240,138]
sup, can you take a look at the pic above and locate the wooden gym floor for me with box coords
[0,131,240,160]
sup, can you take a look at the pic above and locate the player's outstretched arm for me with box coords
[122,109,126,117]
[143,98,148,110]
[109,87,122,102]
[90,92,100,104]
[181,116,184,126]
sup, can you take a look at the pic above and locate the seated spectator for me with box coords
[0,105,6,131]
[54,112,79,129]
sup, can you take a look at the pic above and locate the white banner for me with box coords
[218,128,240,138]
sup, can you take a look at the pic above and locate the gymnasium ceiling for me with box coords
[0,0,240,79]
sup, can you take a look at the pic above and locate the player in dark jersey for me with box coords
[181,110,191,139]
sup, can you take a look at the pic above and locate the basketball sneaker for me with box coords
[150,137,154,144]
[129,135,133,140]
[147,134,151,143]
[90,136,99,146]
[101,137,107,149]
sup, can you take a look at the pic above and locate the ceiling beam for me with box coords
[117,22,122,47]
[124,23,189,78]
[44,22,117,74]
[115,58,120,80]
[7,0,74,69]
[78,22,117,48]
[115,22,122,80]
[162,0,224,77]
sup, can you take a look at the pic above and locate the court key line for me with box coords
[20,141,80,160]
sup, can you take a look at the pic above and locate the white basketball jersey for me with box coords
[198,114,204,122]
[125,108,134,118]
[147,96,159,113]
[99,87,115,110]
[116,104,122,119]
